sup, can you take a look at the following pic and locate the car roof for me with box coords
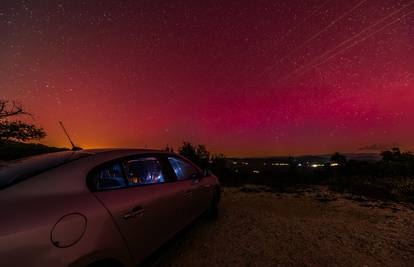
[82,148,163,154]
[0,148,168,189]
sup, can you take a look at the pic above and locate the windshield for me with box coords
[0,151,94,189]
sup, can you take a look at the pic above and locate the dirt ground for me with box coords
[149,186,414,267]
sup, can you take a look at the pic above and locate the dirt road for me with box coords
[150,186,414,266]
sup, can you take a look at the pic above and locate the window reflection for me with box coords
[125,157,165,186]
[95,163,126,190]
[168,157,198,180]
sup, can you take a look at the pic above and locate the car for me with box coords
[0,149,220,267]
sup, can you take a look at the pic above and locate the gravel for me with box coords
[149,186,414,267]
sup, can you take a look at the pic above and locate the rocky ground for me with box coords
[149,186,414,267]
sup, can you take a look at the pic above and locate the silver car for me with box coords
[0,149,220,267]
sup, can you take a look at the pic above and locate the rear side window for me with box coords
[125,157,165,186]
[93,163,127,191]
[168,157,199,180]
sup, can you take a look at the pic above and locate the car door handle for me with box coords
[184,190,193,197]
[123,206,145,220]
[203,184,212,188]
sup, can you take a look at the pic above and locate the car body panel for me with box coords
[191,177,216,216]
[94,181,193,264]
[0,149,219,267]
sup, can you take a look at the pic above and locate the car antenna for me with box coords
[59,121,82,151]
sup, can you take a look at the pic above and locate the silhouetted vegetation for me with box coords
[165,144,175,153]
[174,142,414,203]
[331,152,347,165]
[178,142,210,170]
[0,100,65,161]
[0,141,67,161]
[327,148,414,202]
[0,121,46,144]
[0,100,46,144]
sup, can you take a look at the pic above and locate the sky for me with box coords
[1,0,413,157]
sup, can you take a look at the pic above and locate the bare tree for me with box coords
[0,100,46,144]
[0,100,30,119]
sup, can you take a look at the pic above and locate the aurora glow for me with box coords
[1,1,413,156]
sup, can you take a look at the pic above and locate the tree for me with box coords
[381,147,414,162]
[196,144,210,169]
[165,144,174,152]
[178,142,211,169]
[381,147,402,162]
[210,153,227,173]
[0,100,29,119]
[0,121,46,143]
[381,150,394,162]
[178,142,231,183]
[179,142,198,164]
[331,152,347,165]
[0,100,46,144]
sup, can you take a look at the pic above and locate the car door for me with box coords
[166,156,211,219]
[89,155,186,264]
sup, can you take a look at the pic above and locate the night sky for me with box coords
[1,0,413,156]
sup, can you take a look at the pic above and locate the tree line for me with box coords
[168,141,414,202]
[1,99,413,202]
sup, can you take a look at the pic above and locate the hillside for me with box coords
[0,142,68,161]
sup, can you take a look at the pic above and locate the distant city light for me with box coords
[253,170,260,174]
[330,163,340,167]
[271,162,289,166]
[311,163,324,168]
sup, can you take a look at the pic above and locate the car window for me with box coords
[168,157,199,180]
[125,157,165,186]
[93,162,127,191]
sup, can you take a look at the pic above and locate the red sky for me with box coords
[1,0,414,156]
